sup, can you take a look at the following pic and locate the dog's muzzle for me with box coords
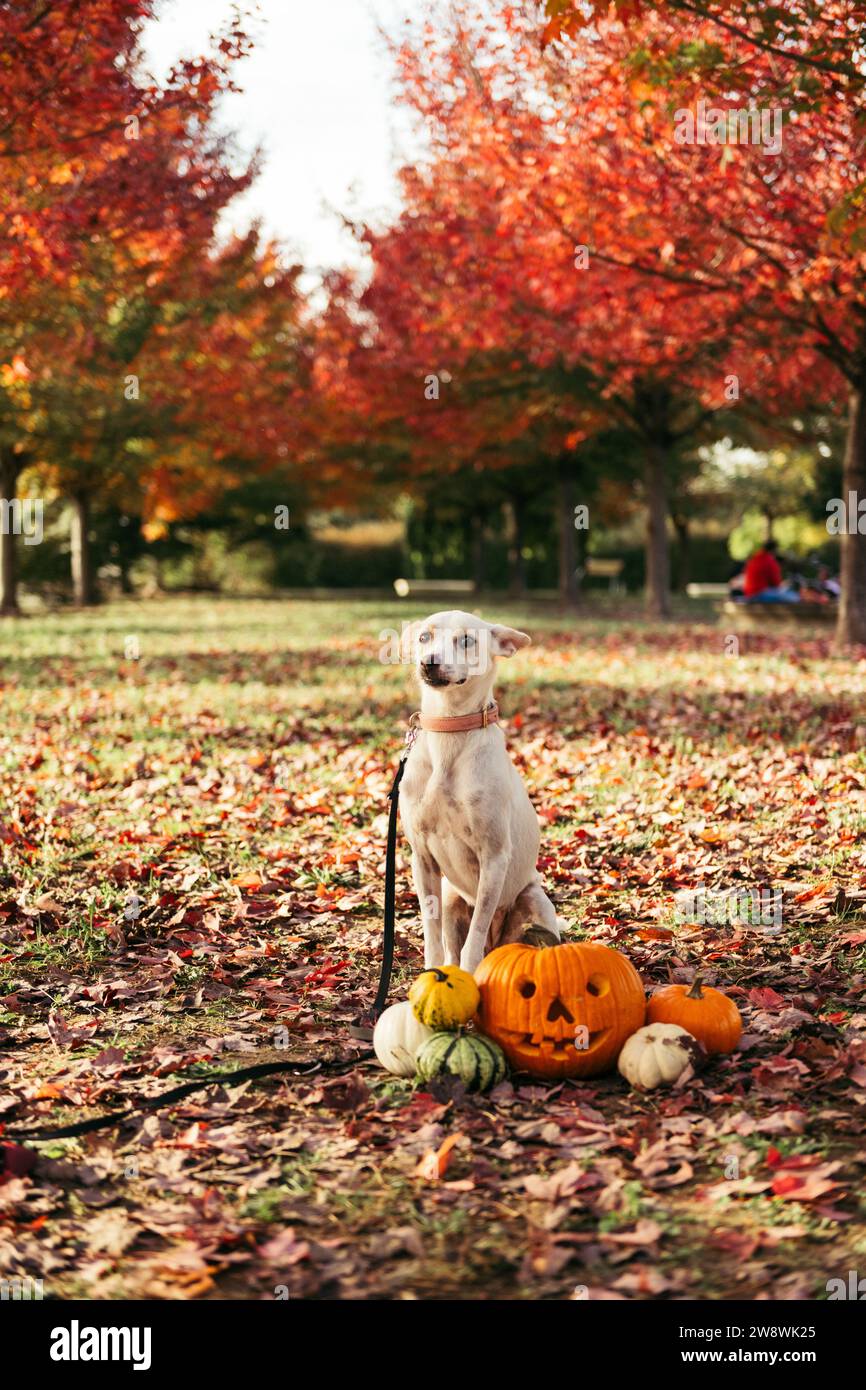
[420,659,465,687]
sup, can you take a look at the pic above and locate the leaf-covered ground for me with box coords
[1,597,865,1301]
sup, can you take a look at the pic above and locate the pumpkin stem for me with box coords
[521,925,560,949]
[423,968,449,982]
[685,976,704,1001]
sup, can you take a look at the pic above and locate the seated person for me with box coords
[743,540,799,603]
[727,562,746,599]
[817,564,841,598]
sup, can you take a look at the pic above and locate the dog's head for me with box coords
[403,610,531,692]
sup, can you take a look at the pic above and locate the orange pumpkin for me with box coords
[474,935,646,1079]
[646,977,741,1056]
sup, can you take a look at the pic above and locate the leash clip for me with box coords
[404,712,421,755]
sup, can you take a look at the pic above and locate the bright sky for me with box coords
[141,0,427,277]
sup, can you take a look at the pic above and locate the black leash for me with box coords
[2,1054,372,1144]
[376,748,410,1016]
[6,739,413,1142]
[349,739,412,1040]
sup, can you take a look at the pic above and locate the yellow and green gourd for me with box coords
[409,965,480,1030]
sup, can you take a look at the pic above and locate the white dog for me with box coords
[399,610,560,974]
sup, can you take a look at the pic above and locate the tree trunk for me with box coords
[557,472,579,605]
[470,512,485,594]
[575,520,587,595]
[644,446,670,618]
[505,497,526,598]
[0,453,21,616]
[70,492,95,606]
[837,388,866,645]
[672,514,691,592]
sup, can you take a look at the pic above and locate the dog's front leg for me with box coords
[411,849,443,967]
[459,853,509,975]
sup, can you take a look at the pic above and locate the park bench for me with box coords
[579,557,625,592]
[393,578,475,599]
[686,582,730,599]
[722,599,837,631]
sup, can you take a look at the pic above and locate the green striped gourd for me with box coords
[415,1030,506,1092]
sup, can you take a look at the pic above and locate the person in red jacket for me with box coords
[742,540,798,603]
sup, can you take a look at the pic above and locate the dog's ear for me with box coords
[489,624,531,657]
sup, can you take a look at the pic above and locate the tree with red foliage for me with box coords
[0,1,252,293]
[0,1,280,610]
[351,5,800,615]
[541,0,866,100]
[134,233,315,545]
[371,3,855,631]
[319,257,606,602]
[20,228,313,605]
[532,1,866,639]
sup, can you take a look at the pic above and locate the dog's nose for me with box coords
[422,656,439,671]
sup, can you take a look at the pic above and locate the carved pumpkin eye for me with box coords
[587,974,610,998]
[517,978,537,998]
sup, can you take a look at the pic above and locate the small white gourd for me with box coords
[618,1022,704,1090]
[373,1001,435,1077]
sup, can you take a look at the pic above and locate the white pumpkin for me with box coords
[617,1022,704,1091]
[373,1001,435,1077]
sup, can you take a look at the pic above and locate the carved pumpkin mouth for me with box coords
[504,1027,610,1055]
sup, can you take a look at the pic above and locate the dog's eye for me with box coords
[459,634,475,650]
[417,631,432,644]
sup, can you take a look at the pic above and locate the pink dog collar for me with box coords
[413,701,500,734]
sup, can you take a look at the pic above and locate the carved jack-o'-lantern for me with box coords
[474,933,646,1079]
